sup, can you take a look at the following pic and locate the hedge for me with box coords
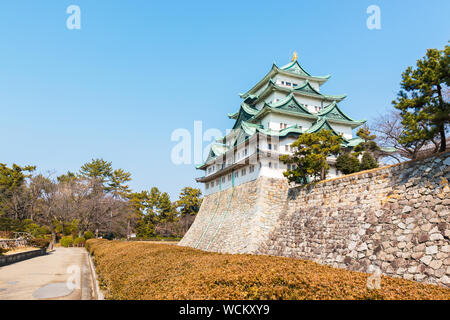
[86,239,450,300]
[60,236,73,247]
[28,238,50,249]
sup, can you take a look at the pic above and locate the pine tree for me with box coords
[176,187,202,217]
[393,45,449,154]
[280,130,343,183]
[335,153,360,174]
[360,152,378,171]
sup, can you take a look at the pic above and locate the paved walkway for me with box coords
[0,247,94,300]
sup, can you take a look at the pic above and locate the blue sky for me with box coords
[0,0,449,199]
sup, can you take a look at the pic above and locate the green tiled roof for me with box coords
[306,118,342,136]
[247,78,346,103]
[240,61,331,99]
[266,93,312,115]
[318,101,366,125]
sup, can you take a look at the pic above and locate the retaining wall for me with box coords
[179,152,450,286]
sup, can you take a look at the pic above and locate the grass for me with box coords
[86,239,450,300]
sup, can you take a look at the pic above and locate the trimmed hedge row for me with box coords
[86,239,450,300]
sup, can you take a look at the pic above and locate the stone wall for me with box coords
[179,152,450,286]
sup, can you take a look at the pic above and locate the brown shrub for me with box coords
[86,239,450,300]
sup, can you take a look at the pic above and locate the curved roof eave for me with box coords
[318,101,366,125]
[254,80,346,104]
[240,62,332,99]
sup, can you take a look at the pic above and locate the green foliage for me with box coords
[79,159,132,198]
[335,153,360,174]
[57,171,77,183]
[56,220,79,236]
[83,231,94,240]
[79,158,113,184]
[60,236,73,247]
[130,187,178,239]
[23,219,50,238]
[280,130,343,183]
[0,163,35,218]
[176,187,202,216]
[0,163,35,193]
[360,152,378,171]
[106,169,132,198]
[393,45,450,154]
[73,237,85,247]
[0,217,25,232]
[336,127,379,175]
[354,126,380,156]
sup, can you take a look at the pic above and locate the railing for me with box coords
[0,239,28,249]
[13,232,33,240]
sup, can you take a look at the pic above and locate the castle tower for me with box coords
[196,54,366,195]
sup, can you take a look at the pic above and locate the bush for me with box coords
[83,231,94,240]
[86,240,450,300]
[360,152,378,171]
[336,153,360,174]
[23,220,50,238]
[28,238,50,249]
[60,236,73,247]
[73,237,85,247]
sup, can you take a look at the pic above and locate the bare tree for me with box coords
[371,110,432,161]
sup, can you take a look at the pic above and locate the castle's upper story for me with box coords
[196,53,367,194]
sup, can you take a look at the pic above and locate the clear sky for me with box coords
[0,0,449,199]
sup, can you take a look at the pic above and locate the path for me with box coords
[0,247,95,300]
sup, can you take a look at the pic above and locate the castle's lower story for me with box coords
[182,152,450,288]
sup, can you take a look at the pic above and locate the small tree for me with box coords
[354,126,380,157]
[176,187,202,217]
[335,152,360,174]
[360,152,378,170]
[280,130,343,183]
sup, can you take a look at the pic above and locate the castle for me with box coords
[196,53,366,195]
[180,55,450,287]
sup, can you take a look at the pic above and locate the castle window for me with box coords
[286,82,291,86]
[245,148,248,156]
[293,83,298,87]
[222,177,225,183]
[228,174,232,181]
[206,183,209,189]
[211,181,214,187]
[274,144,278,151]
[269,162,272,168]
[287,164,291,170]
[268,144,272,150]
[242,168,246,176]
[235,171,239,178]
[249,165,255,173]
[274,163,278,169]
